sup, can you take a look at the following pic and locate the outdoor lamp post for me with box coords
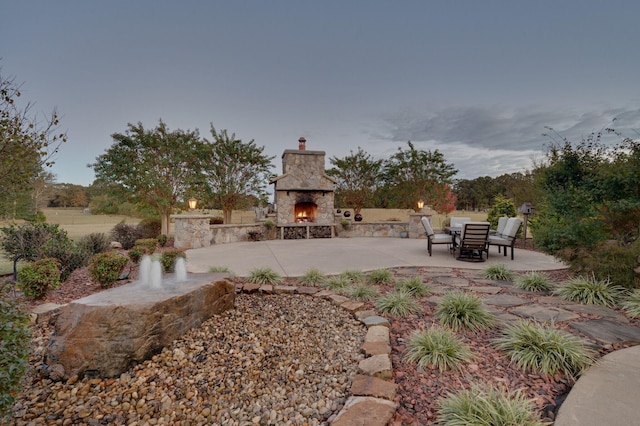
[188,198,198,211]
[417,199,424,212]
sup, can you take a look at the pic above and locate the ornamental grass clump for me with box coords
[621,290,640,319]
[514,271,555,292]
[494,320,594,378]
[209,266,232,273]
[404,327,473,372]
[340,269,365,284]
[299,268,327,286]
[437,384,545,426]
[395,277,431,297]
[367,269,394,285]
[481,263,515,281]
[247,267,283,285]
[323,276,349,292]
[435,291,495,331]
[555,274,626,307]
[375,290,421,316]
[346,284,380,301]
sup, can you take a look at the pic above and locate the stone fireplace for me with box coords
[270,138,336,238]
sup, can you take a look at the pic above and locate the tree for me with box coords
[327,147,383,213]
[91,120,202,235]
[431,183,457,227]
[381,141,457,209]
[0,66,66,216]
[198,126,274,224]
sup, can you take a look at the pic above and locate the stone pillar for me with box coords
[408,213,433,239]
[172,215,213,249]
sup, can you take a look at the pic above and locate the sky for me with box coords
[2,1,640,187]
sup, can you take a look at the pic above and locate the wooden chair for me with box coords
[421,217,453,256]
[455,222,490,262]
[488,217,522,260]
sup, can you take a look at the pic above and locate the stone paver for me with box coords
[358,354,393,380]
[482,293,530,307]
[350,374,398,400]
[332,396,397,426]
[432,276,469,287]
[511,305,580,322]
[365,325,390,343]
[563,303,629,323]
[569,319,640,346]
[361,315,390,328]
[470,285,502,294]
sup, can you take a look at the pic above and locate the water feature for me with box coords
[139,255,189,289]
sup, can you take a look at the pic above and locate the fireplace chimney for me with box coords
[298,137,306,150]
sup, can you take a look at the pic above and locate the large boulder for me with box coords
[45,274,235,380]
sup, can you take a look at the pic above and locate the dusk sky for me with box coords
[2,1,639,187]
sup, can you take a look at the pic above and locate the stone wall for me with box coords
[335,222,410,238]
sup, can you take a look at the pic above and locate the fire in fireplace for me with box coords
[295,202,317,222]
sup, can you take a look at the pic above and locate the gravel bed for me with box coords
[10,294,366,425]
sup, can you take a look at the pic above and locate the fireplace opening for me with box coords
[295,202,317,222]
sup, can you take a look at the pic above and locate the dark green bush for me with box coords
[128,247,146,264]
[78,233,111,255]
[0,284,31,417]
[558,239,640,290]
[17,258,62,299]
[88,252,129,288]
[160,249,186,273]
[486,195,517,230]
[136,218,161,239]
[134,238,158,254]
[40,238,90,282]
[157,234,168,247]
[110,221,141,250]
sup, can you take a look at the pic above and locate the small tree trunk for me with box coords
[161,214,170,236]
[223,209,233,224]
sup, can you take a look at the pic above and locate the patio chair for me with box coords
[449,217,471,228]
[421,217,453,256]
[488,217,522,260]
[454,222,490,262]
[490,216,509,236]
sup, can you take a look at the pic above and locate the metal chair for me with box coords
[455,222,490,262]
[421,217,453,256]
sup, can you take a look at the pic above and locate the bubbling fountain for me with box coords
[139,255,189,289]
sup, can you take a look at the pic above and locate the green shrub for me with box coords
[346,284,379,301]
[375,290,421,316]
[340,269,365,284]
[78,232,111,255]
[0,285,31,417]
[404,327,473,372]
[157,234,168,247]
[435,291,495,331]
[88,252,129,288]
[136,218,161,239]
[17,258,61,299]
[340,219,350,227]
[160,249,186,273]
[299,268,326,286]
[555,274,626,307]
[134,238,158,254]
[481,264,514,281]
[210,216,224,225]
[110,221,141,250]
[514,271,555,292]
[559,240,640,290]
[437,384,544,426]
[367,269,394,285]
[209,266,232,273]
[494,320,594,378]
[621,290,640,319]
[486,195,517,230]
[247,267,283,285]
[40,238,90,282]
[395,277,430,296]
[264,220,275,230]
[128,247,146,264]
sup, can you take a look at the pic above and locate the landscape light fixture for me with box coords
[188,198,198,210]
[417,199,424,211]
